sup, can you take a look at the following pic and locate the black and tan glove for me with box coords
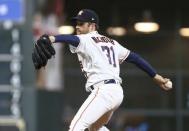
[32,34,56,70]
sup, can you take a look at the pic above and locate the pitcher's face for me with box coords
[75,21,93,35]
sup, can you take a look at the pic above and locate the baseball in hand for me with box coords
[164,80,173,89]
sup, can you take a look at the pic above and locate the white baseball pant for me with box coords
[69,82,124,131]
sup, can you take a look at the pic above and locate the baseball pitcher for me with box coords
[32,9,172,131]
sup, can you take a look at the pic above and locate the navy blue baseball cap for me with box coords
[71,9,99,25]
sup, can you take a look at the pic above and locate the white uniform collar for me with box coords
[88,31,98,34]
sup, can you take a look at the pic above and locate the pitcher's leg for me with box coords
[88,110,113,131]
[98,126,110,131]
[69,88,111,131]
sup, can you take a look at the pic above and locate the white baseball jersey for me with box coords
[69,31,130,91]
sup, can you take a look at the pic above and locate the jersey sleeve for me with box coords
[115,41,130,64]
[69,35,86,53]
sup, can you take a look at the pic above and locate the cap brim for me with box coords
[71,16,90,24]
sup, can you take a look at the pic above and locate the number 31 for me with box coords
[101,46,116,67]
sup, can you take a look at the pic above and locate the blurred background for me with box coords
[0,0,188,131]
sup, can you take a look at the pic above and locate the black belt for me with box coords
[90,79,116,90]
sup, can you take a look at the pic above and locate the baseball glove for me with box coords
[32,34,56,69]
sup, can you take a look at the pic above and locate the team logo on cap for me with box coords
[78,10,83,15]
